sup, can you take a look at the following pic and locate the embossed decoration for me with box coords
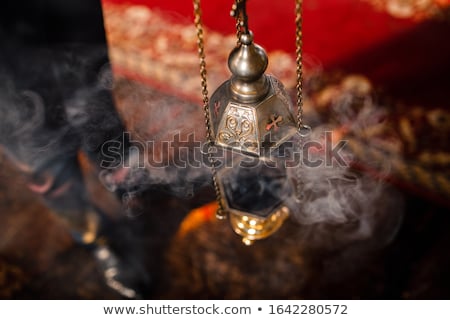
[216,103,259,154]
[214,100,221,116]
[266,114,283,132]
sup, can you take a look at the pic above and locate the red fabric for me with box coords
[337,20,450,106]
[102,0,450,105]
[103,0,417,67]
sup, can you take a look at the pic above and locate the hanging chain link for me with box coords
[235,16,243,45]
[295,0,307,201]
[295,0,304,130]
[193,0,226,219]
[230,0,249,45]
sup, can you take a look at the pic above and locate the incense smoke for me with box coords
[0,38,404,251]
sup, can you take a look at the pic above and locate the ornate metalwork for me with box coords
[217,103,259,154]
[210,75,298,156]
[194,0,307,244]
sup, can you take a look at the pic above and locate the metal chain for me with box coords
[231,3,242,45]
[235,17,243,45]
[230,0,249,45]
[295,0,307,201]
[295,0,304,129]
[193,0,226,219]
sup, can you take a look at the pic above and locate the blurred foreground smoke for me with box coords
[0,0,146,298]
[0,0,128,217]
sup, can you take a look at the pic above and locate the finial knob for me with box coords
[228,32,269,103]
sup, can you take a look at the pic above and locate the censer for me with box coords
[193,0,307,245]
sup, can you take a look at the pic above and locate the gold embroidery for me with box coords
[363,0,449,20]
